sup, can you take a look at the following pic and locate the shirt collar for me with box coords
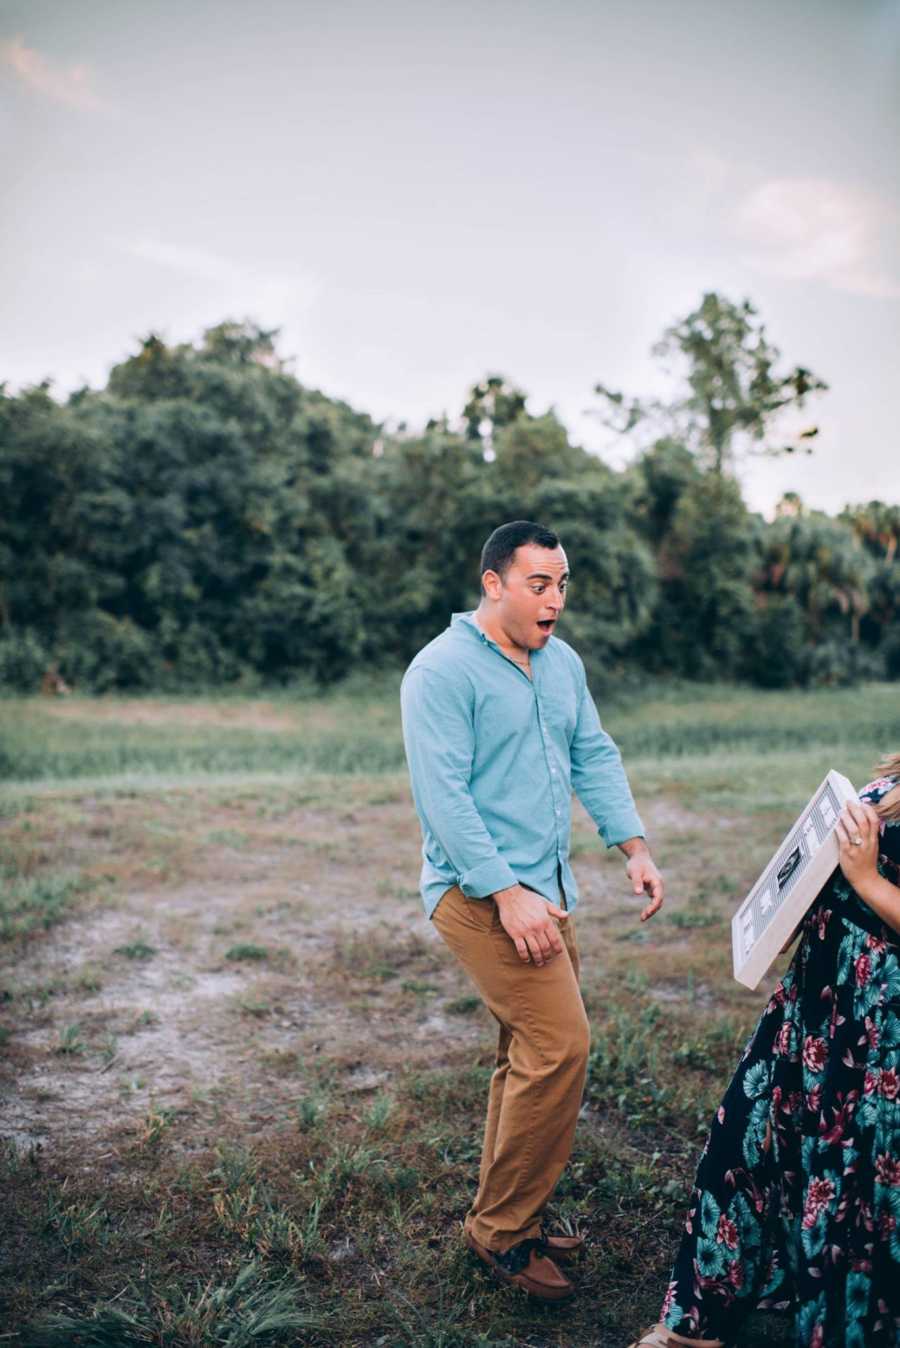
[451,610,489,643]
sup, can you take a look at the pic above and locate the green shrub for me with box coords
[56,613,162,693]
[0,630,49,692]
[744,596,807,689]
[883,630,900,681]
[805,638,884,688]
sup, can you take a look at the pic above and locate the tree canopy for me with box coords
[1,300,895,693]
[595,293,828,475]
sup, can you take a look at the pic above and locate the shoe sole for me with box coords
[464,1232,576,1302]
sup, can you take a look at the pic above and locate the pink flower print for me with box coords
[726,1259,744,1289]
[820,1091,859,1145]
[865,1016,880,1050]
[880,1068,900,1100]
[806,1083,823,1112]
[802,1177,836,1228]
[717,1105,726,1126]
[864,1070,880,1095]
[660,1280,678,1318]
[775,1023,793,1056]
[827,997,846,1040]
[816,908,832,940]
[716,1214,739,1249]
[803,1035,828,1074]
[855,953,872,987]
[875,1154,900,1187]
[810,1325,824,1348]
[866,934,887,954]
[880,1212,897,1240]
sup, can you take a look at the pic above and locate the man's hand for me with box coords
[619,838,664,922]
[492,883,569,966]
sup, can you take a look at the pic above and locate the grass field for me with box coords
[1,680,899,1347]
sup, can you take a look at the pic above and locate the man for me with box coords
[400,520,664,1302]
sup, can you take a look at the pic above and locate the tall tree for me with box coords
[840,500,900,565]
[839,501,900,658]
[756,505,875,645]
[624,438,701,543]
[462,375,528,453]
[595,292,828,475]
[638,473,758,679]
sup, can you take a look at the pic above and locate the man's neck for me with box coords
[474,606,530,664]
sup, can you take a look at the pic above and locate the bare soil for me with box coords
[0,782,763,1169]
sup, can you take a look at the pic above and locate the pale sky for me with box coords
[2,0,899,516]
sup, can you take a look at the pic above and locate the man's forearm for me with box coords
[617,836,650,859]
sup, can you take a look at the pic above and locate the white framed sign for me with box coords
[731,770,858,990]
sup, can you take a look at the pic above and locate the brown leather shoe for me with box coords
[540,1227,585,1261]
[465,1231,575,1302]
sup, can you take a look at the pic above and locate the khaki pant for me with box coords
[431,884,590,1253]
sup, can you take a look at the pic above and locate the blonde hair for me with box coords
[875,754,900,822]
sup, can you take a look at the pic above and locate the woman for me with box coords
[630,756,900,1348]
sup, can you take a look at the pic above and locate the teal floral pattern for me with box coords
[662,778,900,1347]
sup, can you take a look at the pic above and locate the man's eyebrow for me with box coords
[526,570,570,580]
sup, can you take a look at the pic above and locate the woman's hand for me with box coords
[835,799,882,897]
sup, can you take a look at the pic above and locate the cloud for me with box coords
[118,235,321,328]
[734,177,900,300]
[126,238,256,284]
[0,34,108,111]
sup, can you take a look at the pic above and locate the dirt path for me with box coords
[0,788,468,1153]
[0,782,755,1164]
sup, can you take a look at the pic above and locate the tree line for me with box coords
[1,294,897,694]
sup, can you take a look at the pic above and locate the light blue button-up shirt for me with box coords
[400,611,645,918]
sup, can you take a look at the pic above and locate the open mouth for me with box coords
[537,619,555,633]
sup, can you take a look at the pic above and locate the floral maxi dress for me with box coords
[662,777,900,1348]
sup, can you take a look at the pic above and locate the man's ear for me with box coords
[482,569,503,601]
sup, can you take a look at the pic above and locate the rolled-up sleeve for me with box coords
[569,666,644,847]
[400,665,517,897]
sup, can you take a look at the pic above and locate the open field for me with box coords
[1,682,899,1346]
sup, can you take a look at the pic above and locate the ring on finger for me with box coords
[851,835,864,847]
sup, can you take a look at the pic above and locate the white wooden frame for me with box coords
[731,770,858,990]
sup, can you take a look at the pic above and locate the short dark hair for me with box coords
[480,521,560,585]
